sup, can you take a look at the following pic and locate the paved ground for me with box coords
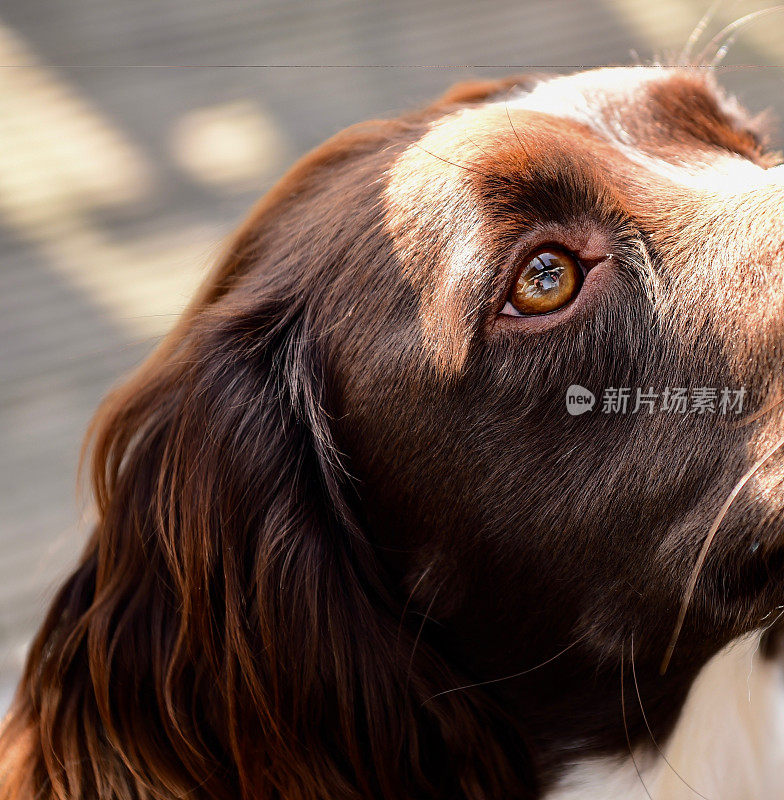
[1,0,783,711]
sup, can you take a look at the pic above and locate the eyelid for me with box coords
[486,221,620,334]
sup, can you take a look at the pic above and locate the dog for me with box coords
[2,65,784,800]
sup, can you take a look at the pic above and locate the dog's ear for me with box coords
[0,128,534,800]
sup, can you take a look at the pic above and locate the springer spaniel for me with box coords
[2,65,784,800]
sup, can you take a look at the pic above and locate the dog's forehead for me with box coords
[413,66,780,194]
[491,66,781,190]
[505,67,686,127]
[501,67,732,144]
[389,66,777,215]
[384,68,750,264]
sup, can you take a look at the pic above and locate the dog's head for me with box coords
[4,67,784,800]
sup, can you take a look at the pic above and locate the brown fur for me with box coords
[2,67,784,799]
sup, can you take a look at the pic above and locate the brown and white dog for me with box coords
[2,66,784,800]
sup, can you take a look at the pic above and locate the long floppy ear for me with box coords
[0,115,533,800]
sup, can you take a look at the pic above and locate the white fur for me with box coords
[543,635,784,800]
[502,68,784,194]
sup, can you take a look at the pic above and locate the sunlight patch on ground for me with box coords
[170,100,288,191]
[0,20,238,338]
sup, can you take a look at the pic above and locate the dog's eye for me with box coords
[502,247,583,316]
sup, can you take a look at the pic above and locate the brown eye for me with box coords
[504,247,583,316]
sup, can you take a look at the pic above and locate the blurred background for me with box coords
[1,0,784,711]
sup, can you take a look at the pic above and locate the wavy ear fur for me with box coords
[0,93,533,800]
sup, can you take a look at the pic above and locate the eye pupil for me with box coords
[532,268,558,292]
[509,247,582,315]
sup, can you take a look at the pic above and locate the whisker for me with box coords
[405,583,440,697]
[412,143,491,179]
[396,566,432,652]
[696,5,784,66]
[621,640,656,800]
[631,632,711,800]
[758,604,784,624]
[504,98,529,160]
[465,134,494,162]
[422,629,587,704]
[661,432,784,675]
[733,393,784,428]
[680,0,726,65]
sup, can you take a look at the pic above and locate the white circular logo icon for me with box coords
[565,384,595,415]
